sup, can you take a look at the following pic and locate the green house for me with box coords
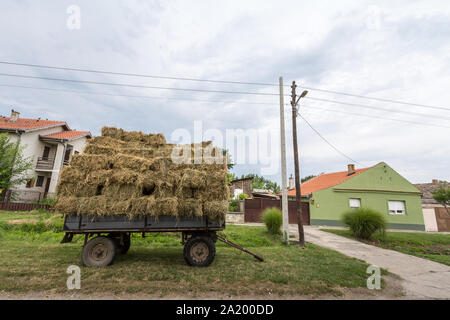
[289,162,425,230]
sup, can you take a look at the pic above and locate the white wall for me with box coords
[422,205,439,232]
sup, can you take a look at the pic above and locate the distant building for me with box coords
[229,177,253,199]
[0,110,91,200]
[414,180,450,232]
[251,188,278,199]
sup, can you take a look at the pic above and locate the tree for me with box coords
[301,175,316,183]
[432,185,450,215]
[222,149,234,170]
[0,133,32,198]
[226,173,237,186]
[240,173,280,194]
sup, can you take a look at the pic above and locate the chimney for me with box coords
[289,174,294,189]
[432,179,439,185]
[347,164,355,175]
[10,109,20,122]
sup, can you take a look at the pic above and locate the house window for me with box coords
[388,200,406,215]
[349,198,361,208]
[26,179,35,188]
[42,146,51,160]
[36,176,45,187]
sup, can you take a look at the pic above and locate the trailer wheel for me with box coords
[183,236,216,267]
[82,236,116,267]
[108,233,131,255]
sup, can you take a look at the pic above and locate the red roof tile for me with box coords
[42,130,91,140]
[0,117,66,131]
[285,167,371,196]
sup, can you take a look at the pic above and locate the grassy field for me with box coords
[0,210,381,297]
[323,229,450,266]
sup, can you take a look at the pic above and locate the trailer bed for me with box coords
[63,214,225,233]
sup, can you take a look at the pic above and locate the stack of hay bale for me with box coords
[55,127,229,220]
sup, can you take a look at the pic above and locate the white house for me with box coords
[0,109,91,201]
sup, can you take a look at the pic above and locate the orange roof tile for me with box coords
[42,130,91,140]
[285,167,371,196]
[0,117,66,131]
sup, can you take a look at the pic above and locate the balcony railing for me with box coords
[36,157,55,170]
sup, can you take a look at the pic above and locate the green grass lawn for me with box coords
[0,210,379,297]
[323,228,450,266]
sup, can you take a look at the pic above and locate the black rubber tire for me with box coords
[108,233,131,255]
[82,236,116,267]
[183,236,216,267]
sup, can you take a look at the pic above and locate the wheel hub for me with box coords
[90,243,109,261]
[190,242,209,263]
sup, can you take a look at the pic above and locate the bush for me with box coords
[341,208,387,240]
[238,193,249,200]
[262,208,282,234]
[228,199,238,212]
[35,197,58,207]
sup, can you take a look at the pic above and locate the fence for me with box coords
[0,190,55,211]
[435,207,450,231]
[244,198,310,224]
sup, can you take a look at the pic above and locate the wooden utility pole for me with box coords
[279,77,289,244]
[291,81,306,248]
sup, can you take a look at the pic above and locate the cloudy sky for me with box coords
[0,0,449,184]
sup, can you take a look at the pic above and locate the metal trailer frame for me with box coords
[61,214,263,267]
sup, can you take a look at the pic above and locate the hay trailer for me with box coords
[61,215,263,267]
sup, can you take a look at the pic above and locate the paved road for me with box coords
[289,225,450,299]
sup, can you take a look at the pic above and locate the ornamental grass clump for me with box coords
[262,207,282,235]
[341,207,387,240]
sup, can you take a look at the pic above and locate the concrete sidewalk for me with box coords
[289,225,450,299]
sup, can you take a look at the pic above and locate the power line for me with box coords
[2,61,448,111]
[301,104,450,129]
[300,85,450,112]
[0,61,278,87]
[297,113,366,167]
[304,96,450,121]
[0,72,280,97]
[1,82,448,124]
[0,83,275,105]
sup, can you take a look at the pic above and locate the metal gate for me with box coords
[244,198,310,224]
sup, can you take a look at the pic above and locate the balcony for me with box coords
[36,157,55,170]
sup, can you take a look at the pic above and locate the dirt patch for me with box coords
[7,219,39,225]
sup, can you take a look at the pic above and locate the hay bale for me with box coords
[103,184,142,201]
[108,168,142,185]
[146,133,166,146]
[112,154,153,172]
[69,154,111,172]
[88,135,126,147]
[84,144,118,156]
[110,199,132,215]
[203,200,228,220]
[54,196,78,215]
[154,197,178,215]
[102,126,167,145]
[178,199,203,217]
[57,167,87,197]
[178,168,206,189]
[129,196,156,215]
[101,126,125,140]
[120,147,155,159]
